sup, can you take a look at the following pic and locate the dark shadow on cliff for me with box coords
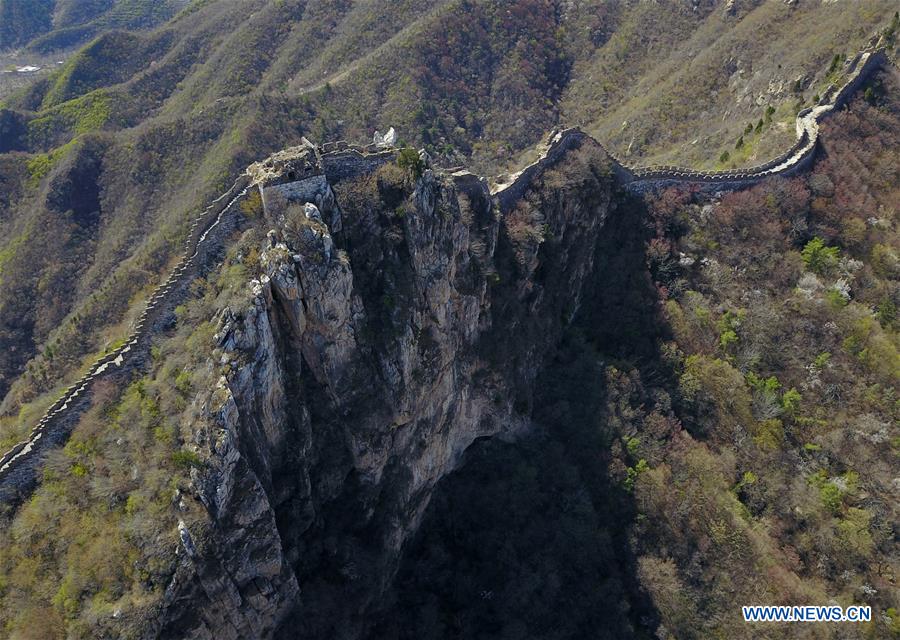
[363,189,666,639]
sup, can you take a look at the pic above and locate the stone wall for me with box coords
[490,48,887,202]
[260,175,328,214]
[0,140,396,506]
[494,129,594,212]
[0,176,252,505]
[321,148,395,183]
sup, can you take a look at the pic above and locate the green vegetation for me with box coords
[636,83,900,637]
[801,236,841,274]
[0,3,896,638]
[0,0,894,426]
[31,89,114,137]
[239,189,263,218]
[396,147,425,181]
[0,212,266,636]
[0,368,193,636]
[24,138,79,186]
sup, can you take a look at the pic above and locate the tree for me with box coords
[396,148,425,182]
[801,237,840,275]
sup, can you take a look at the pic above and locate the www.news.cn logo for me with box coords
[743,605,872,623]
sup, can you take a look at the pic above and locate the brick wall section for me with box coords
[0,141,405,507]
[321,148,396,183]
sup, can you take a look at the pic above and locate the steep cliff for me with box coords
[156,138,626,639]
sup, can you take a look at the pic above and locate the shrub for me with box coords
[835,507,873,558]
[825,287,848,308]
[679,355,753,432]
[239,190,263,218]
[624,459,649,491]
[813,352,831,369]
[781,388,801,414]
[171,449,202,469]
[718,329,738,351]
[827,54,840,75]
[801,237,840,275]
[396,147,425,181]
[842,315,900,380]
[754,418,784,451]
[870,243,898,278]
[876,297,896,330]
[820,481,842,514]
[716,309,743,353]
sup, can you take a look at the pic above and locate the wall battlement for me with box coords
[0,176,253,505]
[0,139,400,507]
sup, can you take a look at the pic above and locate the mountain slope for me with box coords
[0,69,895,637]
[0,0,186,52]
[0,0,895,634]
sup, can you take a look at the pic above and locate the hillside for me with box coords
[0,68,895,637]
[372,69,900,640]
[0,2,897,639]
[0,1,896,446]
[0,0,186,52]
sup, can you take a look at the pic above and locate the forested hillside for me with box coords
[0,2,897,638]
[0,1,895,453]
[374,70,900,640]
[0,0,185,52]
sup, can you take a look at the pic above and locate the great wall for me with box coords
[0,46,890,507]
[493,47,888,206]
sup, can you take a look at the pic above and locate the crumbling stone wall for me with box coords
[0,176,252,505]
[0,140,399,506]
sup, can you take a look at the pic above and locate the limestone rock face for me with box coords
[159,140,616,639]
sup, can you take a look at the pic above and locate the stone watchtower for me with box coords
[248,138,341,231]
[249,138,327,212]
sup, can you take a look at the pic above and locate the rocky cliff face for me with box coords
[158,138,622,639]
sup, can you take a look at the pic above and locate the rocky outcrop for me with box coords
[0,41,889,639]
[157,137,619,639]
[149,48,889,630]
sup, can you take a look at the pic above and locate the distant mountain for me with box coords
[0,0,187,52]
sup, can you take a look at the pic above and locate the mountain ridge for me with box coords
[0,44,890,508]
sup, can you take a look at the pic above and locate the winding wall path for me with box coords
[0,176,253,504]
[0,47,889,508]
[493,48,887,207]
